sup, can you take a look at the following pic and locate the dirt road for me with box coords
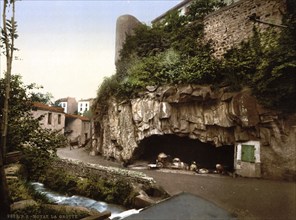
[57,147,296,220]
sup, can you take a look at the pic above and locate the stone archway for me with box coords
[133,134,234,170]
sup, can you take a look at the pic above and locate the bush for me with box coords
[222,25,296,112]
[7,178,32,202]
[21,129,67,181]
[94,0,296,122]
[42,167,134,206]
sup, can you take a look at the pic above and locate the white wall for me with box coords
[236,140,260,163]
[59,102,68,113]
[78,101,90,114]
[235,140,261,177]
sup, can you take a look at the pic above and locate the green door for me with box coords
[241,144,255,163]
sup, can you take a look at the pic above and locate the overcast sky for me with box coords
[0,0,181,100]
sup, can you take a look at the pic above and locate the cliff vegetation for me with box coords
[93,0,296,122]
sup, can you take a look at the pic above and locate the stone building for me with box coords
[31,102,65,133]
[65,114,91,147]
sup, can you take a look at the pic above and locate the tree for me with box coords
[0,0,17,216]
[30,90,54,105]
[0,75,36,151]
[1,0,18,156]
[0,75,67,178]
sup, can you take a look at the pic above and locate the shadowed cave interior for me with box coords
[133,134,234,170]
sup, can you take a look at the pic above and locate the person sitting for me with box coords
[190,161,198,172]
[216,163,225,174]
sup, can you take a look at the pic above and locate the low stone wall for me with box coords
[53,157,155,185]
[51,158,168,208]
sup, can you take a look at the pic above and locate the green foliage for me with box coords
[186,0,226,21]
[0,75,36,152]
[7,178,32,202]
[6,164,52,204]
[120,24,169,62]
[0,74,67,179]
[92,75,120,123]
[82,109,93,118]
[222,22,296,111]
[21,129,67,181]
[29,90,54,105]
[42,168,78,194]
[93,1,226,124]
[43,167,134,206]
[117,0,224,76]
[7,177,52,204]
[0,13,19,53]
[95,0,296,121]
[123,48,219,87]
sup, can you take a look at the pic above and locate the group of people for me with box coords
[189,161,225,174]
[155,153,226,174]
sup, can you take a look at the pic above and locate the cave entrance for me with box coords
[134,134,234,170]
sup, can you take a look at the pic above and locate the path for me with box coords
[57,147,296,220]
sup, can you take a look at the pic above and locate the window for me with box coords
[48,113,52,125]
[58,114,61,124]
[241,145,255,163]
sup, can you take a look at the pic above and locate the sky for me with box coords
[0,0,181,100]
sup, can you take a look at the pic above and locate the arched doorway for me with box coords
[133,134,234,170]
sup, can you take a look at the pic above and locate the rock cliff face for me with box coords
[94,85,296,180]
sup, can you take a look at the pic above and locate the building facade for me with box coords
[56,97,78,114]
[31,102,65,133]
[78,98,94,115]
[65,114,91,147]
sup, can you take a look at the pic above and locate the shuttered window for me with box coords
[241,144,255,163]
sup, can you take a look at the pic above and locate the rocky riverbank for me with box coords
[47,157,169,209]
[4,157,169,220]
[5,163,111,220]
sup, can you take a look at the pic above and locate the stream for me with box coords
[30,182,140,219]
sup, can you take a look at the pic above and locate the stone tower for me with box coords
[115,14,141,64]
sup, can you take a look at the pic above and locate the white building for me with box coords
[78,98,94,115]
[59,101,68,113]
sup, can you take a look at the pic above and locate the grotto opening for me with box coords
[133,134,234,171]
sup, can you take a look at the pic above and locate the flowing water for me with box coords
[30,182,139,219]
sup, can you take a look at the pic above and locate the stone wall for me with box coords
[53,158,155,185]
[204,0,287,57]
